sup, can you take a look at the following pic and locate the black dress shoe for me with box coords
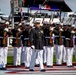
[3,68,7,70]
[14,65,20,67]
[21,63,25,66]
[14,65,18,67]
[35,64,40,67]
[17,65,21,67]
[43,62,46,64]
[62,62,66,64]
[0,68,7,70]
[67,65,74,67]
[29,69,34,71]
[47,66,53,68]
[26,67,29,69]
[40,69,46,72]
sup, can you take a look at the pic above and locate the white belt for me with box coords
[45,37,50,39]
[45,36,54,39]
[12,37,20,39]
[55,36,65,38]
[0,37,3,38]
[65,38,70,40]
[24,38,29,40]
[0,37,8,38]
[61,36,65,38]
[55,35,59,37]
[73,36,76,38]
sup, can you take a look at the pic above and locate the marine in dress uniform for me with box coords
[62,24,67,63]
[0,21,9,70]
[29,20,45,72]
[72,26,76,60]
[42,22,54,67]
[53,23,64,65]
[42,21,49,64]
[3,22,9,69]
[21,22,26,66]
[64,25,74,67]
[21,23,32,68]
[11,22,22,66]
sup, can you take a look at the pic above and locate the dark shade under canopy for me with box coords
[23,0,72,12]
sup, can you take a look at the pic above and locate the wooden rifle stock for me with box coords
[15,32,19,44]
[28,29,31,46]
[28,40,30,46]
[74,29,76,33]
[70,35,73,47]
[3,31,7,45]
[49,30,53,44]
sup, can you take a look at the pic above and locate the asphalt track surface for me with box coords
[0,63,76,75]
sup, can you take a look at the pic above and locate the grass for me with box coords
[7,56,13,65]
[7,55,76,65]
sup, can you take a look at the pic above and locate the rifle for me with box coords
[28,28,31,46]
[49,30,53,44]
[3,31,7,45]
[59,28,63,45]
[70,29,74,47]
[28,40,30,46]
[74,28,76,33]
[70,35,73,47]
[15,31,19,44]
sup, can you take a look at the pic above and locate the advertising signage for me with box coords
[30,4,60,11]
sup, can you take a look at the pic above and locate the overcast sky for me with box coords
[0,0,10,15]
[65,0,76,12]
[0,0,76,15]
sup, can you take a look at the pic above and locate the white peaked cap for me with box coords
[26,22,30,25]
[43,21,50,24]
[5,21,9,25]
[14,22,19,25]
[72,24,75,27]
[34,20,41,24]
[56,22,60,25]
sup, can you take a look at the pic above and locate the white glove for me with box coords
[50,27,54,31]
[4,28,8,32]
[60,28,63,31]
[71,30,75,33]
[31,45,35,49]
[18,28,21,32]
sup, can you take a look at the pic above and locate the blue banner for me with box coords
[30,4,60,11]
